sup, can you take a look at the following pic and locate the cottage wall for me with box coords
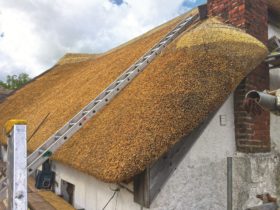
[51,161,140,210]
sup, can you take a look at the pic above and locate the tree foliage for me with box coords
[0,73,31,90]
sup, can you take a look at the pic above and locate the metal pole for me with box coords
[227,157,232,210]
[5,120,27,210]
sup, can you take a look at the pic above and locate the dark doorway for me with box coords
[61,179,75,205]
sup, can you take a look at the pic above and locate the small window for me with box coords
[61,179,75,205]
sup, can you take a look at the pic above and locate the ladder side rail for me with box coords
[27,14,199,166]
[27,47,158,173]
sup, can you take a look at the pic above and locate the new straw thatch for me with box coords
[57,53,100,66]
[0,9,268,182]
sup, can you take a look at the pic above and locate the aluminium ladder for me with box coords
[0,13,200,200]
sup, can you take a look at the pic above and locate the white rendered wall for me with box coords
[52,161,141,210]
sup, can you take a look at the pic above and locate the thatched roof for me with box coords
[0,9,267,183]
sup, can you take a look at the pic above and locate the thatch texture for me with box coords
[0,11,267,182]
[57,53,99,65]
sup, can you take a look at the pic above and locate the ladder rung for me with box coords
[144,55,151,59]
[159,41,167,46]
[94,100,102,104]
[179,21,187,26]
[54,135,61,140]
[69,122,75,126]
[152,47,160,52]
[39,149,45,154]
[105,89,113,94]
[117,79,125,84]
[166,34,174,39]
[125,71,133,76]
[83,110,89,115]
[135,62,143,67]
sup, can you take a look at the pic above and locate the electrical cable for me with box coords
[102,187,120,210]
[115,189,119,210]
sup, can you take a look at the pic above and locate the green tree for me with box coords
[0,73,31,90]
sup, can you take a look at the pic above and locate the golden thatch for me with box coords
[57,53,100,65]
[0,10,268,182]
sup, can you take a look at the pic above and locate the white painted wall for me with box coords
[52,161,141,210]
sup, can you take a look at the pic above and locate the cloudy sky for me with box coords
[0,0,205,81]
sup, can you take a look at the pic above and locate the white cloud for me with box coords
[0,0,192,80]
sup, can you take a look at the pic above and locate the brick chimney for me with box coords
[207,0,270,153]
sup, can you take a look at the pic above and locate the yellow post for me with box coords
[4,119,27,136]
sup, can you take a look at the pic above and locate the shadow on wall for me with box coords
[270,69,280,90]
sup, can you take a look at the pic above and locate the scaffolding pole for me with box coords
[5,120,27,210]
